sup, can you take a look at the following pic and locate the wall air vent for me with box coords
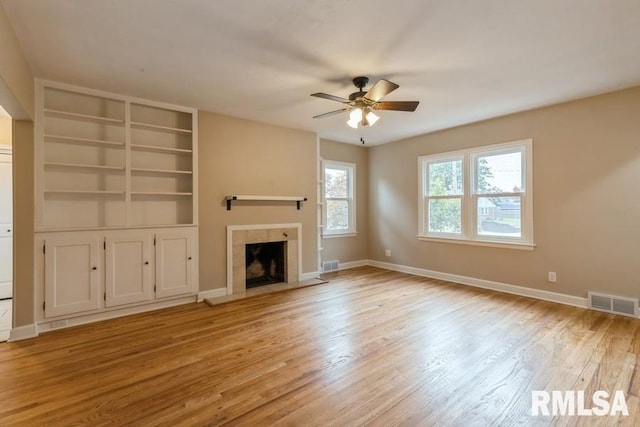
[323,260,339,273]
[588,292,638,318]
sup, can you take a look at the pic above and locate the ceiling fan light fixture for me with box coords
[347,108,363,128]
[365,110,379,126]
[349,108,363,122]
[312,76,419,129]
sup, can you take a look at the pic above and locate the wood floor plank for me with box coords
[1,266,639,425]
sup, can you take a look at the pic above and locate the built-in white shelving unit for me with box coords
[36,81,198,230]
[34,80,199,326]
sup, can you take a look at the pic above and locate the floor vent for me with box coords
[588,292,638,318]
[323,260,339,272]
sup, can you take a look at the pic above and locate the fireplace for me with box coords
[227,223,301,295]
[245,241,286,288]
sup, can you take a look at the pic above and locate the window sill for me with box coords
[417,235,535,251]
[323,232,358,239]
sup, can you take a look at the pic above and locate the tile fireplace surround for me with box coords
[226,223,302,295]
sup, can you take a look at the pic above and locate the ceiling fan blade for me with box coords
[374,101,419,111]
[310,93,350,103]
[363,79,399,102]
[313,108,351,119]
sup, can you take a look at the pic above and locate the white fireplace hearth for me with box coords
[226,223,302,295]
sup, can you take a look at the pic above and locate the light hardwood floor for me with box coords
[1,266,639,426]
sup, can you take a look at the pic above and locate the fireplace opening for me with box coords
[245,241,286,288]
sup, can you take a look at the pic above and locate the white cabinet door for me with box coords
[0,228,11,299]
[105,233,153,307]
[155,231,194,298]
[0,153,12,299]
[44,235,101,317]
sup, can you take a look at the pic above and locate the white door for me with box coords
[105,233,153,307]
[0,152,12,299]
[155,231,194,298]
[44,235,102,317]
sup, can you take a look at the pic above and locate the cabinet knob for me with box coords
[188,257,192,260]
[144,261,149,265]
[92,267,97,270]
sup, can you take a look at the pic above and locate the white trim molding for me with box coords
[300,271,320,281]
[417,236,535,251]
[197,288,227,302]
[367,260,587,308]
[37,296,196,333]
[337,259,369,271]
[9,324,39,341]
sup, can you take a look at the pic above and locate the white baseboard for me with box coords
[197,288,227,302]
[300,271,320,281]
[337,259,369,271]
[368,260,588,309]
[37,295,197,333]
[9,323,38,341]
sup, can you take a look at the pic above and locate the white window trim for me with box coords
[418,138,534,249]
[322,160,356,237]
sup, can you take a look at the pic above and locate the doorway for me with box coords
[0,108,12,342]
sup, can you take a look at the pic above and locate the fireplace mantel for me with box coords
[225,195,307,210]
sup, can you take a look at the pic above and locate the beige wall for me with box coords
[12,120,34,327]
[0,4,34,119]
[0,4,34,328]
[198,111,318,290]
[0,116,11,145]
[320,139,368,264]
[368,86,640,299]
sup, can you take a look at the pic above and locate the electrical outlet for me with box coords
[385,249,391,257]
[548,272,557,283]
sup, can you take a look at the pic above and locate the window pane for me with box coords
[326,200,349,231]
[476,151,522,193]
[325,168,348,198]
[428,159,462,196]
[477,196,521,237]
[428,198,461,234]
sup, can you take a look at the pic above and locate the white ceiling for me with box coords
[2,0,640,145]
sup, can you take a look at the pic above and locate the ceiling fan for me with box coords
[311,76,419,128]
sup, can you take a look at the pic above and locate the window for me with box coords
[418,139,533,249]
[323,160,356,236]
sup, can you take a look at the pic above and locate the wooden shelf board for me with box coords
[44,134,125,147]
[131,168,193,175]
[44,108,124,124]
[131,192,193,196]
[44,162,125,171]
[226,195,307,202]
[224,195,308,210]
[130,144,192,154]
[44,190,125,195]
[131,121,192,134]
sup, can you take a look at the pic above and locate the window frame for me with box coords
[420,152,466,239]
[322,160,356,237]
[418,139,534,250]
